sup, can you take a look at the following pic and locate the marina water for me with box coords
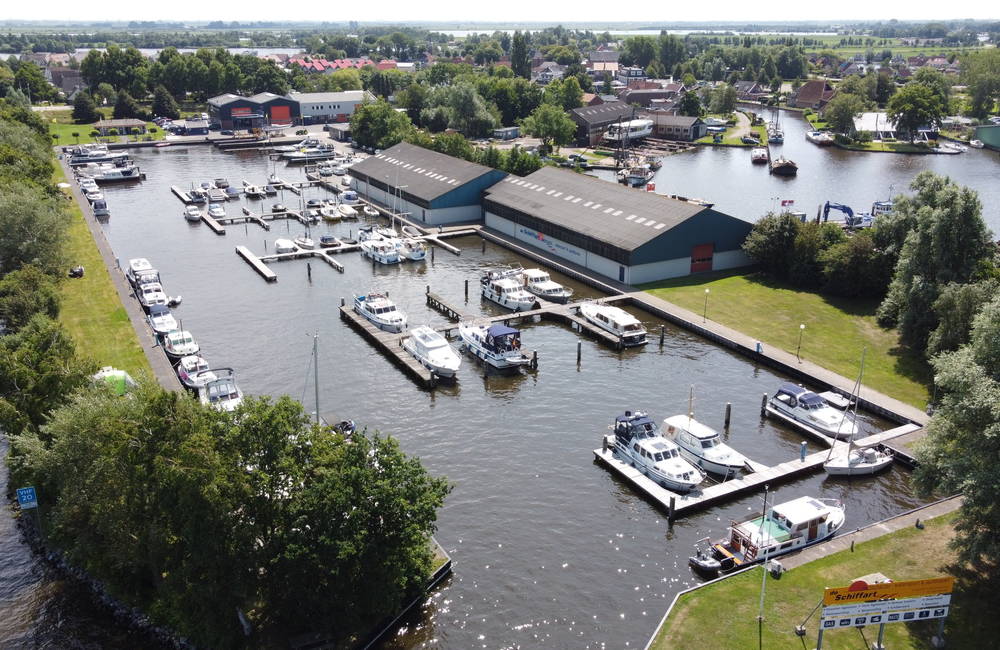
[3,121,995,647]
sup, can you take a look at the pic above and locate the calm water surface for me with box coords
[6,130,993,647]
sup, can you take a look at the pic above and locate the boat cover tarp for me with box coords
[777,382,825,406]
[487,324,518,338]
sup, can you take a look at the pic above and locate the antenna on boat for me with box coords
[826,347,866,461]
[687,385,695,420]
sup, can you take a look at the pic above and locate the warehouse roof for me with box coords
[484,167,710,251]
[348,142,500,203]
[571,101,633,126]
[287,90,372,103]
[207,93,246,107]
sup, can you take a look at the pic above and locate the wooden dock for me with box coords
[339,305,437,388]
[594,422,921,520]
[235,245,277,282]
[260,248,345,272]
[200,211,226,235]
[171,185,194,204]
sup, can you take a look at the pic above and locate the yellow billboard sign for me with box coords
[823,577,954,606]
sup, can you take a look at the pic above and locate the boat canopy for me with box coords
[487,324,519,338]
[776,382,825,407]
[148,304,171,318]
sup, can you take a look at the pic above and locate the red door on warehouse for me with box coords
[270,105,291,124]
[690,243,714,273]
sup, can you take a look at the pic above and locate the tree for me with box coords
[0,183,67,276]
[13,61,52,102]
[0,265,60,333]
[708,84,737,114]
[72,91,100,123]
[927,280,999,356]
[511,31,530,79]
[886,83,944,143]
[823,92,868,137]
[350,99,413,150]
[520,103,576,153]
[543,76,583,112]
[112,89,143,120]
[251,61,289,95]
[152,84,180,120]
[960,49,1000,118]
[914,298,1000,567]
[819,230,893,298]
[877,172,994,351]
[678,90,702,117]
[873,70,896,106]
[912,66,951,106]
[742,212,800,277]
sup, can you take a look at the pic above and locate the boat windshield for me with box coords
[701,438,719,448]
[623,323,644,332]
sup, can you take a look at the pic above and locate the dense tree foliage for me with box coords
[71,90,101,123]
[521,102,576,152]
[824,92,870,136]
[877,172,994,352]
[151,84,180,119]
[960,49,1000,118]
[350,98,414,150]
[0,265,60,333]
[886,83,946,142]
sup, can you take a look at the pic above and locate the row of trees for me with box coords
[0,95,452,647]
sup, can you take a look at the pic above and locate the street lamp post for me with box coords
[796,323,805,362]
[703,289,710,323]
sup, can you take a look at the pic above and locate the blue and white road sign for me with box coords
[16,486,38,510]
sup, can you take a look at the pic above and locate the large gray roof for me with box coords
[571,101,634,126]
[348,142,499,203]
[484,167,709,252]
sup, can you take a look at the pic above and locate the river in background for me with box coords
[4,130,991,647]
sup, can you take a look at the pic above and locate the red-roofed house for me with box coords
[376,60,398,70]
[787,80,836,109]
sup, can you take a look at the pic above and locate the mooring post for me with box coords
[761,393,768,416]
[264,239,267,251]
[659,325,665,346]
[244,221,248,236]
[800,440,808,462]
[668,496,676,522]
[426,284,430,295]
[531,350,538,370]
[464,279,469,301]
[431,246,435,262]
[481,239,486,253]
[577,340,582,365]
[307,262,312,282]
[725,402,732,428]
[340,297,345,307]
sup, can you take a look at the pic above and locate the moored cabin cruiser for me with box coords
[662,415,749,477]
[126,258,158,288]
[521,268,572,303]
[68,144,130,166]
[146,304,178,337]
[274,138,320,153]
[751,147,769,164]
[283,145,339,162]
[578,303,647,346]
[207,204,226,219]
[396,237,427,261]
[805,130,835,146]
[136,282,168,311]
[608,410,704,493]
[403,326,462,378]
[184,205,202,222]
[197,368,244,412]
[176,355,216,390]
[824,446,893,476]
[690,496,846,576]
[77,161,143,183]
[353,292,407,333]
[360,238,401,264]
[273,238,297,254]
[162,330,199,362]
[481,269,537,311]
[768,383,858,439]
[458,322,532,371]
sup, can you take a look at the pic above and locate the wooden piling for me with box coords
[761,393,768,416]
[725,402,732,428]
[307,262,312,282]
[531,350,538,370]
[577,340,582,364]
[659,325,665,346]
[464,279,469,301]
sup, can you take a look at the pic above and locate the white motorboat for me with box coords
[360,238,401,264]
[691,495,846,576]
[293,235,316,250]
[244,184,266,198]
[84,188,104,202]
[162,330,199,361]
[970,139,984,149]
[274,138,321,153]
[751,147,769,164]
[604,118,654,143]
[340,190,360,205]
[403,326,462,378]
[330,165,347,176]
[176,354,216,390]
[618,163,654,187]
[338,204,358,219]
[68,144,130,166]
[458,322,531,371]
[663,414,750,477]
[77,161,143,183]
[354,292,407,333]
[805,130,835,146]
[319,205,341,221]
[207,204,225,219]
[184,205,202,222]
[126,258,158,288]
[521,268,572,303]
[282,145,339,162]
[78,178,99,193]
[136,282,168,311]
[146,304,177,337]
[578,303,647,346]
[608,410,704,493]
[363,205,379,217]
[397,238,427,261]
[197,368,243,412]
[768,383,858,439]
[274,238,298,254]
[481,269,537,311]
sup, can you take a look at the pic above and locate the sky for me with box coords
[1,2,997,24]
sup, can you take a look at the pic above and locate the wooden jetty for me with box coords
[200,211,226,235]
[235,245,277,282]
[339,305,437,388]
[171,185,194,203]
[593,421,921,520]
[261,248,345,273]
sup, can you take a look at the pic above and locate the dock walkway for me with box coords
[338,305,437,388]
[593,421,921,520]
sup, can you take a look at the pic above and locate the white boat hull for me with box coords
[768,401,857,439]
[824,450,894,476]
[481,287,536,312]
[677,448,744,477]
[403,340,460,378]
[613,439,701,493]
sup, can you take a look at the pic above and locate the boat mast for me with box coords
[313,332,320,425]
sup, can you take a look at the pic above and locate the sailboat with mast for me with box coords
[767,107,784,144]
[823,350,893,476]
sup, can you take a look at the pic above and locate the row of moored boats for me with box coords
[126,258,244,412]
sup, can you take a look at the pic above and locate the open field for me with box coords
[55,166,152,378]
[649,512,981,650]
[641,271,931,407]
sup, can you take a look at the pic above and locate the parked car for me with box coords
[221,129,234,135]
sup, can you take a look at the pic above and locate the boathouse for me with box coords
[347,142,508,225]
[570,101,635,146]
[207,92,300,129]
[482,167,752,284]
[287,90,374,125]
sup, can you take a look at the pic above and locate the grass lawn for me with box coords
[55,166,151,379]
[641,271,930,407]
[804,112,829,130]
[43,108,165,146]
[838,140,940,154]
[649,512,993,649]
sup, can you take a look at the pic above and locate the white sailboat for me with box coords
[824,350,893,476]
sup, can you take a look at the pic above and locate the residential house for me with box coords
[733,81,766,101]
[787,80,836,109]
[580,93,604,106]
[47,67,83,97]
[616,66,646,84]
[532,62,566,85]
[588,61,620,80]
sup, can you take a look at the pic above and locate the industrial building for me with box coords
[347,142,508,225]
[287,90,374,125]
[207,92,300,129]
[570,101,636,146]
[482,167,752,284]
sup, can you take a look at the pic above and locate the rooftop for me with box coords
[287,90,371,103]
[571,101,634,126]
[484,167,710,252]
[348,142,501,203]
